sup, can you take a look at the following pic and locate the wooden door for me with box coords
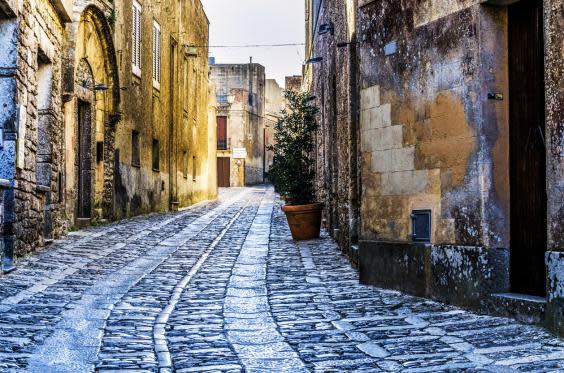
[509,0,547,296]
[78,100,92,219]
[217,157,230,187]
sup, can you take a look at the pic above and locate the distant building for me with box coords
[210,62,267,187]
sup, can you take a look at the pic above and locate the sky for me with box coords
[201,0,305,87]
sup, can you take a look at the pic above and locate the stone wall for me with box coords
[307,0,563,335]
[1,0,215,268]
[304,0,360,256]
[544,0,564,337]
[1,0,68,265]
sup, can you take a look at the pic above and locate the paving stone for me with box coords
[0,187,561,372]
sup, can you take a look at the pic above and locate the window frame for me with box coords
[152,138,160,172]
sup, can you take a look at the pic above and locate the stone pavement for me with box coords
[0,187,563,372]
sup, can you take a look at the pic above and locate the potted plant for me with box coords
[268,91,323,241]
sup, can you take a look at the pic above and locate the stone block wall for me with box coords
[5,0,67,262]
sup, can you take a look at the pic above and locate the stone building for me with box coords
[210,61,267,187]
[305,0,564,336]
[0,0,215,272]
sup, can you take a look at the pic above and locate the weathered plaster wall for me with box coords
[210,63,266,186]
[358,2,510,248]
[111,0,212,217]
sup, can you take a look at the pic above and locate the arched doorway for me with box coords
[68,6,120,224]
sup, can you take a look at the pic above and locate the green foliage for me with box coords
[268,91,319,205]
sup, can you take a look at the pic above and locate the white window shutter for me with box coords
[132,1,142,76]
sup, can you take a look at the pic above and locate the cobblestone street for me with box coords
[0,187,562,372]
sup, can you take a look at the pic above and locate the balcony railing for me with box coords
[217,138,230,150]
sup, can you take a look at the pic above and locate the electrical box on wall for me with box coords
[411,210,432,243]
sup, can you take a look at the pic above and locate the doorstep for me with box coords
[487,293,546,325]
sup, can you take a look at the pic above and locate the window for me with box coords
[152,139,160,171]
[217,116,227,150]
[152,21,161,88]
[132,130,140,166]
[132,0,142,77]
[192,156,197,181]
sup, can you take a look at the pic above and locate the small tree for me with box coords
[268,91,319,205]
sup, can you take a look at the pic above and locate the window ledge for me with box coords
[152,168,160,173]
[132,65,142,79]
[132,163,141,169]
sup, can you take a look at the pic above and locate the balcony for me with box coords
[217,138,230,151]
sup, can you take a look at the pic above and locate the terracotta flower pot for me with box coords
[282,203,324,241]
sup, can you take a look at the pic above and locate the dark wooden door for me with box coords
[217,157,230,187]
[217,116,227,150]
[509,0,547,296]
[78,101,92,219]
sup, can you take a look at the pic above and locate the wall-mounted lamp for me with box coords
[94,83,109,91]
[319,23,334,36]
[81,80,109,91]
[306,57,323,64]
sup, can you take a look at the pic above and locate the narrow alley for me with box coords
[0,188,561,372]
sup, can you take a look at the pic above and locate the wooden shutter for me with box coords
[217,116,227,150]
[153,21,161,86]
[132,1,142,75]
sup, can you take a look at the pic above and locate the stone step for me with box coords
[488,293,546,325]
[75,218,91,228]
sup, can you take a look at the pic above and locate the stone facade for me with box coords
[0,0,70,269]
[304,0,360,256]
[0,0,215,271]
[305,0,564,336]
[210,62,267,187]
